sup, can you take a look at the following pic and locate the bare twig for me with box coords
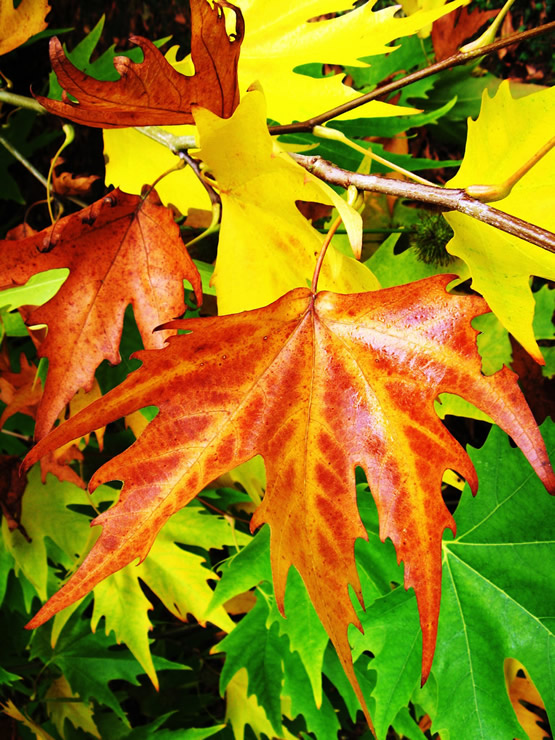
[293,154,555,254]
[269,22,555,135]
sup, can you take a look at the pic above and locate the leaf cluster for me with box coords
[0,1,554,739]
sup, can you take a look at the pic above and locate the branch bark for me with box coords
[292,154,555,254]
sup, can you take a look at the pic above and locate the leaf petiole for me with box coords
[311,214,343,293]
[0,135,47,188]
[46,124,74,224]
[465,136,555,203]
[313,125,436,186]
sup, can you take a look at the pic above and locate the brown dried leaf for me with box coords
[431,5,499,61]
[35,0,244,128]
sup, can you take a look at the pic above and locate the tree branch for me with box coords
[269,21,555,135]
[292,154,555,254]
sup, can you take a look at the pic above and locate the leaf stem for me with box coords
[311,215,343,293]
[0,89,45,114]
[294,154,555,254]
[313,125,435,186]
[0,135,48,187]
[135,126,196,152]
[197,497,250,524]
[46,124,75,224]
[465,136,555,202]
[140,155,186,201]
[268,22,555,134]
[459,0,516,53]
[179,150,222,211]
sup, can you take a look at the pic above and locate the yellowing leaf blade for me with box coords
[195,90,379,313]
[445,82,555,361]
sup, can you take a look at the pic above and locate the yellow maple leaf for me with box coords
[194,88,379,313]
[1,700,56,740]
[398,0,461,38]
[174,0,468,124]
[444,81,555,362]
[225,669,296,740]
[0,0,50,56]
[104,0,468,211]
[46,676,100,740]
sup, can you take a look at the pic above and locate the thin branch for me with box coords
[135,126,196,152]
[0,89,45,113]
[269,22,555,135]
[0,135,48,187]
[178,150,221,211]
[293,154,555,254]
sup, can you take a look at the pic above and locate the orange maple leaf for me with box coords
[0,352,42,425]
[0,188,202,439]
[0,352,104,487]
[35,0,244,127]
[24,276,554,724]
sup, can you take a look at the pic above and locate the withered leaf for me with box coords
[35,0,244,127]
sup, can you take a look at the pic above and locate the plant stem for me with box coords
[269,22,555,135]
[312,215,343,293]
[294,154,555,254]
[141,155,186,201]
[0,89,45,113]
[313,125,435,186]
[0,135,48,187]
[135,126,196,152]
[462,0,517,53]
[466,136,555,202]
[47,124,75,224]
[197,497,250,524]
[179,149,221,210]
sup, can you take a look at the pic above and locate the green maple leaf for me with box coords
[282,649,340,740]
[1,468,103,603]
[425,421,555,738]
[349,421,555,737]
[350,588,421,738]
[339,422,555,738]
[30,608,185,724]
[211,526,329,708]
[217,588,285,734]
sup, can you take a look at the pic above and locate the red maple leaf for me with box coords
[24,276,554,726]
[0,188,201,438]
